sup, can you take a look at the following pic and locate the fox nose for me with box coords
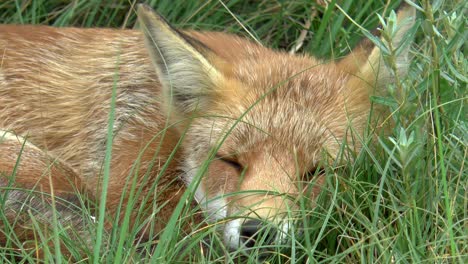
[240,219,277,248]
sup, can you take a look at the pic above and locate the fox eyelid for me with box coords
[215,154,243,171]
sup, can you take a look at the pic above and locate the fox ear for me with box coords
[340,3,416,91]
[137,4,223,115]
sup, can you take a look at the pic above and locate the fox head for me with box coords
[137,4,416,250]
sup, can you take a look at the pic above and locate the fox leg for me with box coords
[0,130,94,252]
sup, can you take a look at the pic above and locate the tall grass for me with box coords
[0,0,466,263]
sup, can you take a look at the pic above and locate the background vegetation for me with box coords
[0,0,466,263]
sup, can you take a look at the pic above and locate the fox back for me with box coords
[0,4,415,253]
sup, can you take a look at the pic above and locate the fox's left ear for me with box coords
[340,3,416,92]
[137,4,225,115]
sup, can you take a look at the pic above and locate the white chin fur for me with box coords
[183,159,227,222]
[277,220,291,243]
[223,218,293,250]
[224,218,242,250]
[203,196,227,222]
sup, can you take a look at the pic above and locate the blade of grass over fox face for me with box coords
[0,0,465,263]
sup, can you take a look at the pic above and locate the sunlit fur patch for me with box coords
[0,130,39,150]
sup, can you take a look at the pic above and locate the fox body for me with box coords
[0,5,415,251]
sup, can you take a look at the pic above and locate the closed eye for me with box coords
[216,154,243,172]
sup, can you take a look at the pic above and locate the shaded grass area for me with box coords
[0,0,466,263]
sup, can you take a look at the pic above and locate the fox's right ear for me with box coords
[137,4,225,115]
[340,3,416,93]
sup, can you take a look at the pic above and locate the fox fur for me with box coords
[0,4,416,252]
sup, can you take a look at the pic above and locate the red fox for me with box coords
[0,4,415,252]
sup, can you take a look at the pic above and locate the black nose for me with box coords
[240,219,277,248]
